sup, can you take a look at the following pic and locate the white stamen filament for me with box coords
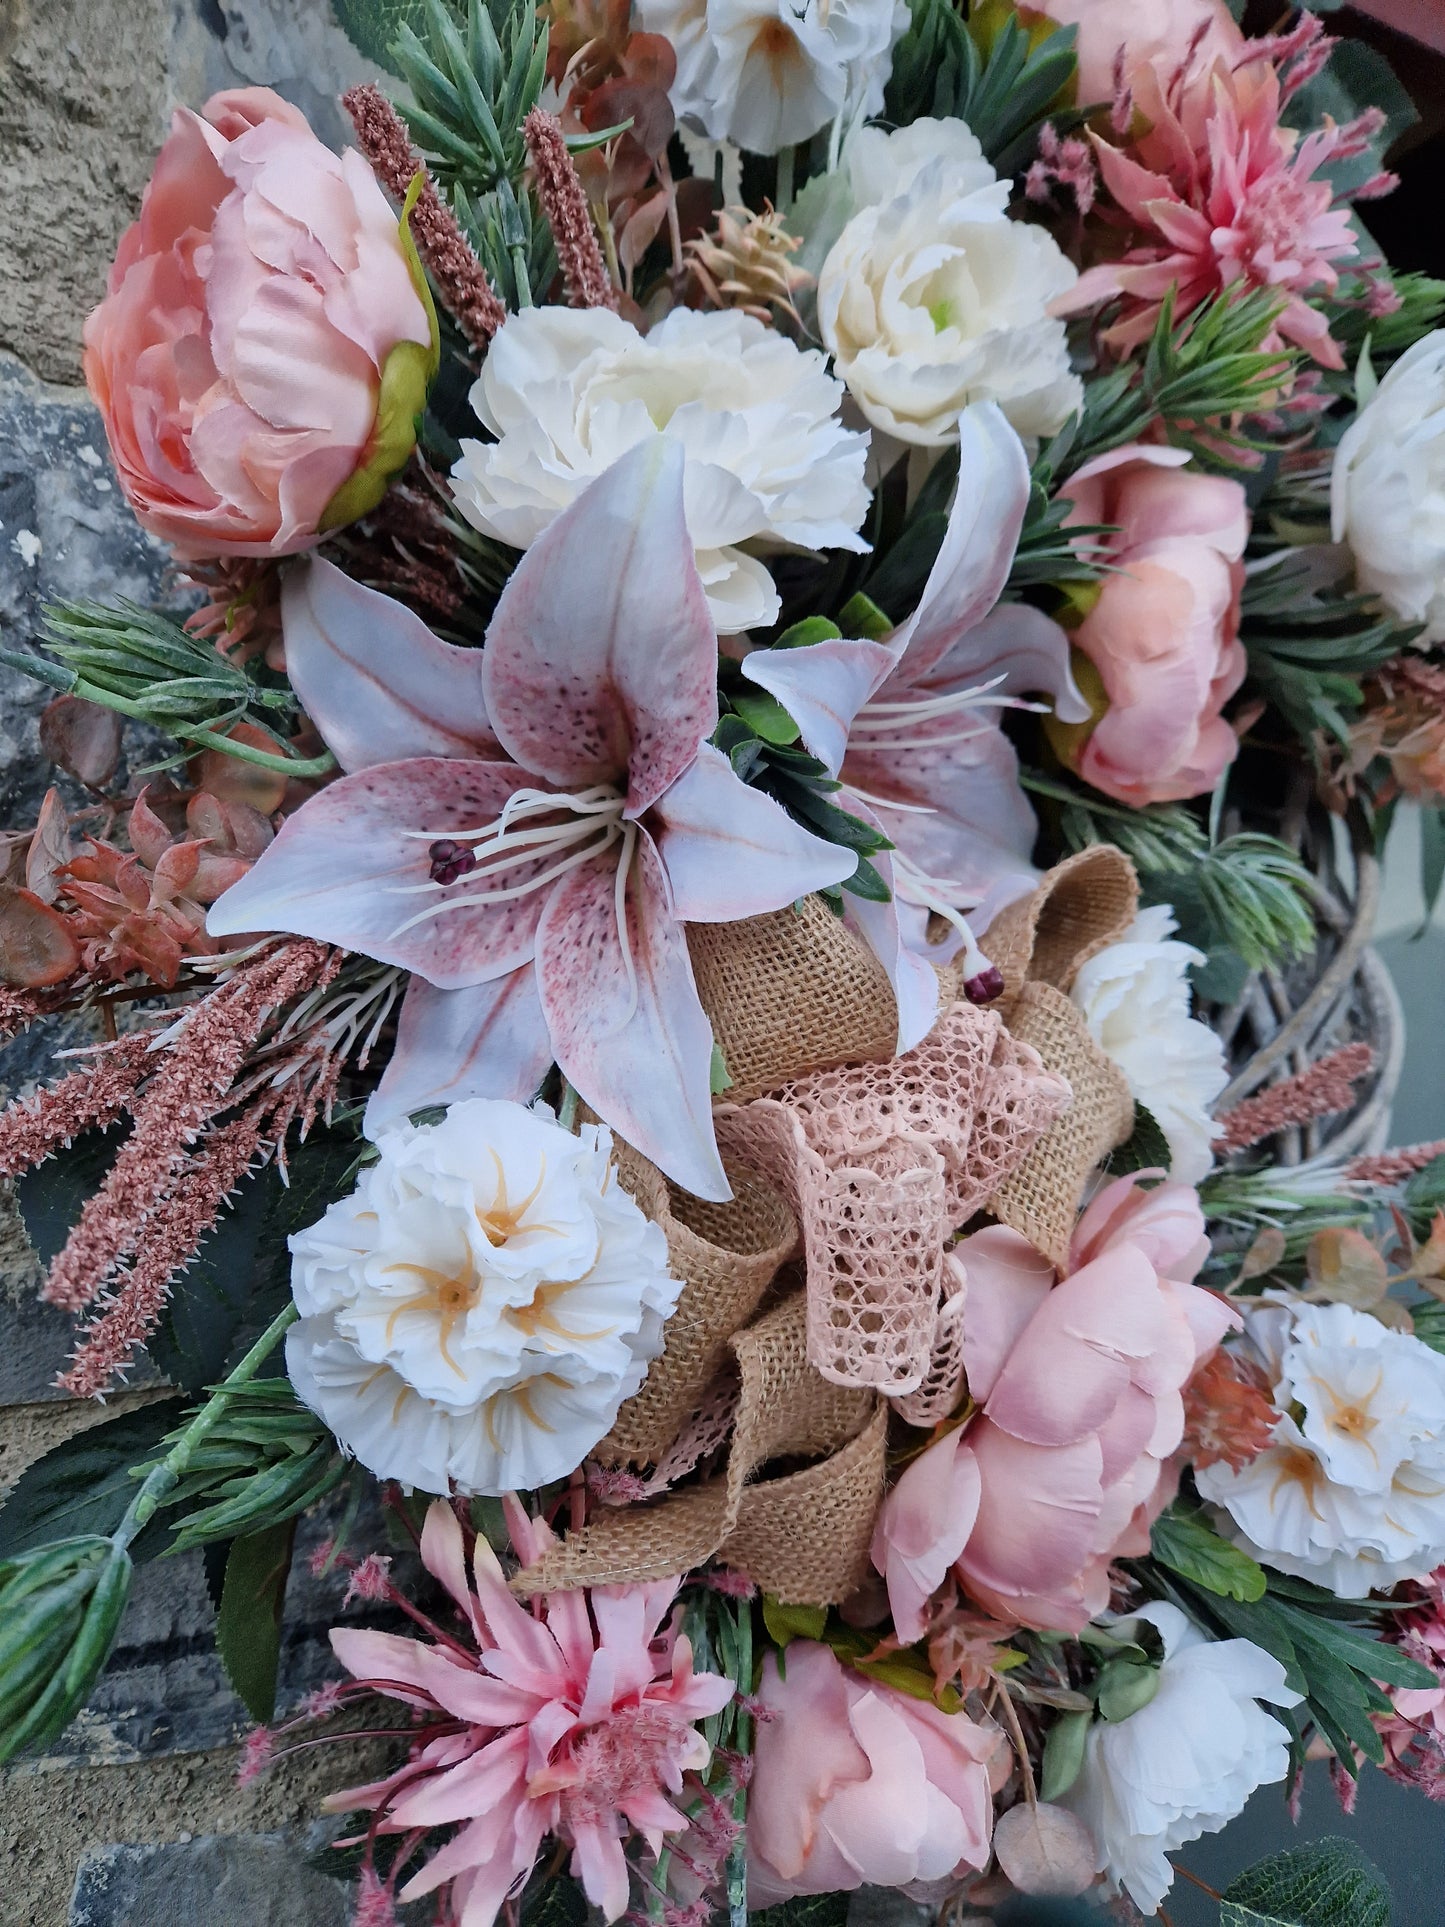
[851,675,1045,751]
[888,846,991,979]
[387,824,621,938]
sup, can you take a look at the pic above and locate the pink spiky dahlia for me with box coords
[1056,33,1384,370]
[325,1499,734,1926]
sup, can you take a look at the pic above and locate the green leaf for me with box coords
[1220,1836,1390,1927]
[1406,1154,1445,1217]
[709,1043,734,1096]
[1040,1707,1090,1801]
[330,0,434,72]
[519,1872,589,1927]
[752,1894,851,1927]
[1104,1104,1171,1179]
[731,688,801,747]
[1419,805,1445,929]
[1095,1656,1160,1722]
[837,592,892,640]
[773,617,842,651]
[0,1400,185,1561]
[216,1520,297,1723]
[762,1595,828,1649]
[1151,1507,1267,1603]
[15,1126,124,1266]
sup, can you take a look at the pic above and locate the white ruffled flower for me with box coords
[817,125,1081,446]
[286,1100,680,1495]
[1069,904,1227,1185]
[1332,330,1445,643]
[450,305,870,634]
[1063,1602,1300,1916]
[636,0,906,154]
[1198,1303,1445,1596]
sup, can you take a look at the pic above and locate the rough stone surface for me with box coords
[67,1834,352,1927]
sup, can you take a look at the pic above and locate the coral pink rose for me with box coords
[84,88,437,560]
[1026,0,1242,109]
[747,1641,1001,1905]
[1048,446,1248,805]
[872,1208,1238,1637]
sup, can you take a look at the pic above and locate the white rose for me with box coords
[817,146,1081,446]
[1332,330,1445,643]
[450,305,870,634]
[1198,1302,1445,1596]
[1063,1602,1301,1916]
[636,0,906,153]
[1069,904,1227,1185]
[285,1100,680,1495]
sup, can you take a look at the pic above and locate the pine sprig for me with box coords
[1323,271,1445,375]
[391,0,548,199]
[883,0,1081,175]
[0,602,333,779]
[1053,288,1302,477]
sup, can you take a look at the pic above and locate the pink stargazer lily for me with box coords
[739,403,1089,1049]
[208,439,856,1199]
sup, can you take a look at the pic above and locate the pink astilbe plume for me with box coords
[324,1499,733,1926]
[524,108,619,311]
[1057,27,1385,370]
[0,1032,151,1179]
[1347,1139,1445,1187]
[1215,1042,1375,1152]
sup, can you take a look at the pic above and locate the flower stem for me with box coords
[114,1302,300,1552]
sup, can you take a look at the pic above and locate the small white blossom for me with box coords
[1070,905,1227,1184]
[286,1101,680,1495]
[1199,1302,1445,1596]
[450,305,871,635]
[817,123,1081,446]
[637,0,907,154]
[1332,330,1445,643]
[1063,1602,1300,1916]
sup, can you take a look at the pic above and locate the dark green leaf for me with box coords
[1220,1836,1390,1927]
[1419,806,1445,929]
[0,1400,184,1561]
[330,0,434,73]
[732,688,801,746]
[1103,1104,1170,1179]
[1405,1154,1445,1217]
[16,1126,124,1266]
[752,1893,851,1927]
[520,1872,589,1927]
[1151,1507,1267,1602]
[216,1520,297,1723]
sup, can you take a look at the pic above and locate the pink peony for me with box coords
[872,1194,1238,1637]
[84,87,437,560]
[1026,0,1242,110]
[747,1641,1001,1905]
[1048,445,1248,806]
[325,1499,733,1926]
[1054,36,1368,369]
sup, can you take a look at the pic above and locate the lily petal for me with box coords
[282,558,498,771]
[207,757,546,987]
[483,440,718,815]
[907,601,1090,725]
[363,970,553,1136]
[887,403,1032,686]
[651,742,857,920]
[535,832,727,1201]
[836,794,940,1053]
[740,635,897,776]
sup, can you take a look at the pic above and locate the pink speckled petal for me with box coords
[363,971,553,1136]
[740,635,897,776]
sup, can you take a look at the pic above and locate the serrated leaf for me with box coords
[1220,1836,1390,1927]
[330,0,433,72]
[1104,1103,1170,1178]
[0,1400,184,1561]
[520,1873,589,1927]
[216,1519,297,1723]
[752,1894,851,1927]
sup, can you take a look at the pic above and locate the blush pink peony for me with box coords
[1048,446,1248,806]
[1026,0,1242,109]
[747,1640,1002,1905]
[871,1186,1238,1637]
[83,87,437,560]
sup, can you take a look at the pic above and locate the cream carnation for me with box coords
[1332,330,1445,643]
[843,115,996,208]
[1198,1303,1445,1596]
[636,0,906,153]
[817,133,1081,446]
[285,1100,680,1494]
[1070,904,1227,1185]
[450,305,870,634]
[1063,1602,1300,1915]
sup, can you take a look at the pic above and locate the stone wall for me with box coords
[0,6,382,1921]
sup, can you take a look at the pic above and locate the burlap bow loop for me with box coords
[982,849,1141,1268]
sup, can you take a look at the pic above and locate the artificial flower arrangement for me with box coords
[4,0,1445,1922]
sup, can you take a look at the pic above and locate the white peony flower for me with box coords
[1198,1302,1445,1596]
[450,305,871,634]
[285,1100,680,1495]
[636,0,906,154]
[1069,904,1227,1185]
[817,128,1082,446]
[1332,330,1445,643]
[1062,1602,1301,1916]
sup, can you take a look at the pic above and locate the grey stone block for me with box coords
[67,1832,351,1927]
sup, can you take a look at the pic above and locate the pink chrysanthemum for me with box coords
[325,1499,733,1927]
[1058,34,1386,370]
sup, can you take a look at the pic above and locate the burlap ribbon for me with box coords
[982,848,1139,1268]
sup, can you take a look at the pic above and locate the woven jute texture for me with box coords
[688,895,906,1100]
[599,1148,797,1465]
[513,1294,884,1604]
[715,1005,1070,1396]
[983,845,1139,1002]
